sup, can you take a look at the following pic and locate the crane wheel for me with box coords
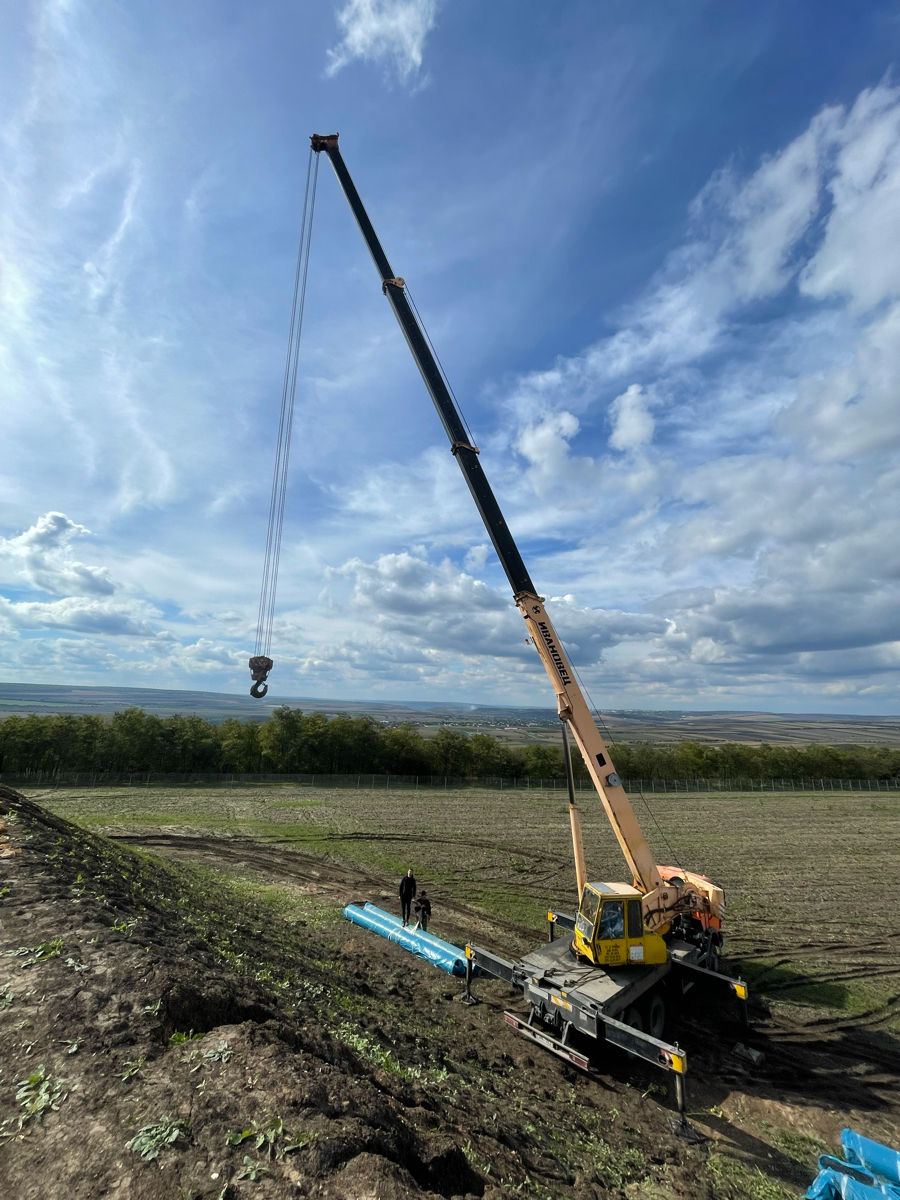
[624,1005,644,1032]
[646,993,666,1039]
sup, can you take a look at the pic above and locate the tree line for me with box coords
[0,706,899,783]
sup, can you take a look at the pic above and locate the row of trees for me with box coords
[1,706,899,782]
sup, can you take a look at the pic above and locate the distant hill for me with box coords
[1,682,899,746]
[0,682,543,726]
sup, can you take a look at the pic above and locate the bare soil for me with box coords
[1,785,898,1199]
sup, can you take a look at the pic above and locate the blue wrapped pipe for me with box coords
[342,902,481,977]
[842,1130,900,1188]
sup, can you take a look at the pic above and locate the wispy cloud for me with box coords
[325,0,439,84]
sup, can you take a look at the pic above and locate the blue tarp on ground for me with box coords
[806,1131,900,1200]
[342,901,481,977]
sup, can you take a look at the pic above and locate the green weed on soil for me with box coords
[706,1151,795,1199]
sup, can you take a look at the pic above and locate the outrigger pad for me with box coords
[670,1116,704,1144]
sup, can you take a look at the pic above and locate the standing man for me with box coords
[399,868,416,926]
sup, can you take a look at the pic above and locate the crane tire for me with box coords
[624,1005,644,1032]
[646,993,666,1039]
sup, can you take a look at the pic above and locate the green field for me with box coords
[38,781,900,1027]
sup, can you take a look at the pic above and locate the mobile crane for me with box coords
[288,134,748,1120]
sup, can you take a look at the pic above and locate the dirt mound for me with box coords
[0,785,897,1198]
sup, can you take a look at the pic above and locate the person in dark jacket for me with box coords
[399,868,416,926]
[413,890,431,932]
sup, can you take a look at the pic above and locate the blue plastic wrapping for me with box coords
[342,901,481,977]
[843,1130,900,1188]
[806,1156,884,1199]
[806,1133,900,1200]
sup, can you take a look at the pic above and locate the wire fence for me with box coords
[4,769,900,793]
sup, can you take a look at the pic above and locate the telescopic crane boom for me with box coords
[311,133,724,962]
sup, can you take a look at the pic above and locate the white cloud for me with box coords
[338,446,475,545]
[609,384,654,452]
[778,300,900,461]
[514,410,598,503]
[800,84,900,310]
[499,85,900,441]
[0,593,165,638]
[325,0,439,84]
[318,551,667,682]
[334,551,504,620]
[711,102,839,303]
[463,543,489,573]
[0,512,115,596]
[172,638,240,672]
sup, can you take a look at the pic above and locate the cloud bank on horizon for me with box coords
[2,0,899,715]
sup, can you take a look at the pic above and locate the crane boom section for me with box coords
[311,134,533,599]
[513,590,660,894]
[311,133,720,934]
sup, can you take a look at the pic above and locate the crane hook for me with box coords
[248,655,274,700]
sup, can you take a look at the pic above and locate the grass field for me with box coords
[37,781,900,1028]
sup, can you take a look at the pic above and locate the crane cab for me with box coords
[574,882,668,967]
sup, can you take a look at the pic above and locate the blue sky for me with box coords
[3,0,900,715]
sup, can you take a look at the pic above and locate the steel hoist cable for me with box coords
[249,148,320,697]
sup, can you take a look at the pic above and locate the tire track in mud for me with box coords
[112,831,407,898]
[317,830,575,892]
[109,831,541,943]
[726,920,900,1042]
[741,952,900,991]
[117,827,576,907]
[758,1041,899,1108]
[681,1002,900,1112]
[718,923,900,1108]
